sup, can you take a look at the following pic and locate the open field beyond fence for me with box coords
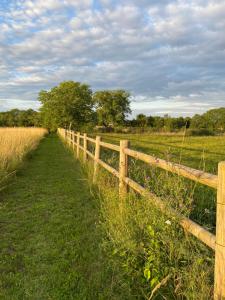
[59,128,225,300]
[98,133,225,174]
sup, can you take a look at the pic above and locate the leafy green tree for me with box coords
[39,81,94,131]
[0,109,40,127]
[191,108,225,132]
[190,114,209,130]
[203,107,225,132]
[93,90,131,127]
[136,114,148,127]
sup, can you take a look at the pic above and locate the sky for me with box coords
[0,0,225,117]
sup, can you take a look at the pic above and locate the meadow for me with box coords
[0,127,47,189]
[1,129,225,299]
[81,131,225,298]
[98,133,225,173]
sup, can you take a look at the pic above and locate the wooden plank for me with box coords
[86,149,95,159]
[97,158,119,178]
[87,136,96,143]
[79,145,85,151]
[124,177,216,250]
[100,141,120,152]
[119,140,129,197]
[125,148,218,189]
[214,162,225,299]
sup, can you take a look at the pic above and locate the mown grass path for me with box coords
[0,135,112,300]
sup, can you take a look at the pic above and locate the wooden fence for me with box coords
[58,128,225,299]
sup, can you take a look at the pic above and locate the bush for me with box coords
[187,129,215,136]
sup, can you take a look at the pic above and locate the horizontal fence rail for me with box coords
[58,128,225,299]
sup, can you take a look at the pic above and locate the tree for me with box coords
[0,109,40,127]
[93,90,131,127]
[203,107,225,132]
[136,114,148,127]
[39,81,94,131]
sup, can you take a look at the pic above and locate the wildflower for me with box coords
[165,220,171,225]
[204,208,210,214]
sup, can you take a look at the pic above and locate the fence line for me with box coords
[58,128,224,299]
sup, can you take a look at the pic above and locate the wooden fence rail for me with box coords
[58,128,225,299]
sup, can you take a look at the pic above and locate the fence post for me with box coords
[214,161,225,299]
[69,130,71,146]
[77,132,80,159]
[72,131,75,151]
[93,136,101,183]
[119,140,129,197]
[83,133,87,163]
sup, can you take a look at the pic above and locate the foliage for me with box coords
[191,107,225,132]
[0,109,40,127]
[93,90,131,127]
[0,77,224,135]
[39,81,94,131]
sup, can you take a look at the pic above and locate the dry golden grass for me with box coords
[0,127,47,184]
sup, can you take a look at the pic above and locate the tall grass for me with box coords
[73,138,215,299]
[84,163,214,299]
[0,127,47,188]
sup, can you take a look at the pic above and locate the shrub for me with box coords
[187,129,215,136]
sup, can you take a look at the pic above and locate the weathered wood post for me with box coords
[72,131,75,151]
[93,136,101,183]
[76,132,80,159]
[119,140,129,197]
[69,130,72,147]
[83,133,87,163]
[214,161,225,299]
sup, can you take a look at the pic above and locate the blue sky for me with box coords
[0,0,225,116]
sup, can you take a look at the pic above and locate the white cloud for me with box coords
[0,0,224,115]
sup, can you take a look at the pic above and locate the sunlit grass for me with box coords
[70,132,222,298]
[0,127,47,187]
[99,133,225,174]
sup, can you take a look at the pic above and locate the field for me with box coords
[0,128,47,189]
[99,133,225,174]
[1,130,225,299]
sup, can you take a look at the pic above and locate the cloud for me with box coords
[0,0,224,115]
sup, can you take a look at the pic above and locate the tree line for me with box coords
[0,81,225,134]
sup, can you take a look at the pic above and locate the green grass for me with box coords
[98,133,225,174]
[85,163,214,299]
[0,134,125,299]
[0,133,221,299]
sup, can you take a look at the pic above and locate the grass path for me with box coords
[0,135,114,300]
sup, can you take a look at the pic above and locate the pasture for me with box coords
[99,133,225,173]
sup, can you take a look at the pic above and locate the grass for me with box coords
[0,134,128,299]
[83,159,214,299]
[0,127,47,189]
[79,131,222,298]
[87,133,225,231]
[1,131,221,299]
[98,133,225,173]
